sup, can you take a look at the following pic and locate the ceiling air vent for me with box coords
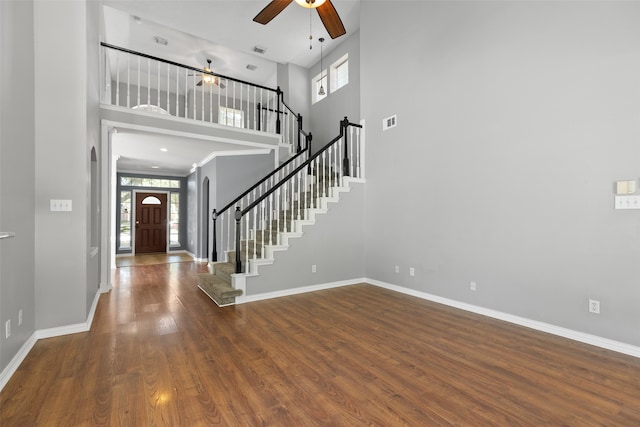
[246,64,258,71]
[154,36,168,46]
[253,45,267,55]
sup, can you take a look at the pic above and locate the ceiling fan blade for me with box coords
[316,0,345,39]
[253,0,293,25]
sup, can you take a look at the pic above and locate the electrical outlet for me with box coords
[470,281,477,291]
[5,319,10,338]
[394,265,399,273]
[50,199,72,212]
[18,309,23,326]
[589,299,600,314]
[409,267,415,277]
[311,264,317,273]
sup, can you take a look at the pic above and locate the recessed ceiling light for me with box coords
[151,165,160,169]
[246,64,257,71]
[160,148,168,152]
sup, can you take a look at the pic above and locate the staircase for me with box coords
[197,118,364,306]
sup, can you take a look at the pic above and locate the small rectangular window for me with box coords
[330,54,349,93]
[119,191,132,250]
[120,177,180,188]
[219,106,244,128]
[170,193,180,246]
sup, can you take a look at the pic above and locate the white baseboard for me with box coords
[241,277,365,303]
[0,290,101,392]
[367,278,640,359]
[0,332,37,392]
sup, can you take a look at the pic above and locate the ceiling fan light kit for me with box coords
[294,0,326,8]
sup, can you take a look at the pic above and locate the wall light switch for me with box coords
[616,180,637,195]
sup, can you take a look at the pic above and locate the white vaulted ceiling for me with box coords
[102,0,360,175]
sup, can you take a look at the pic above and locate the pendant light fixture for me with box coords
[318,37,326,96]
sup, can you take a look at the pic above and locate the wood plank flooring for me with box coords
[1,261,640,425]
[115,252,194,267]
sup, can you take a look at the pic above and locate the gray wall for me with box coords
[215,153,275,209]
[195,152,275,260]
[86,0,101,311]
[278,62,311,134]
[361,1,640,346]
[186,170,199,256]
[245,183,366,296]
[34,0,98,329]
[0,0,36,373]
[309,30,361,150]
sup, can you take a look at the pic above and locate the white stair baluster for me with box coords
[115,53,120,106]
[244,215,249,273]
[253,208,257,261]
[175,65,180,117]
[297,173,302,221]
[219,214,225,262]
[268,193,274,247]
[335,138,341,187]
[289,180,294,231]
[350,126,355,178]
[314,157,318,206]
[275,188,281,243]
[201,72,205,121]
[184,68,188,118]
[300,168,309,220]
[252,87,257,130]
[225,79,229,123]
[260,202,265,260]
[157,60,160,108]
[357,127,363,178]
[209,79,213,123]
[136,56,141,107]
[126,54,130,108]
[192,72,196,119]
[146,57,150,107]
[166,63,170,114]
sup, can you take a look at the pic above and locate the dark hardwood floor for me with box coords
[2,261,640,425]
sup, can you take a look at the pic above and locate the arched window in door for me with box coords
[141,196,162,205]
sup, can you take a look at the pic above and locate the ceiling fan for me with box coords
[194,59,226,89]
[253,0,346,40]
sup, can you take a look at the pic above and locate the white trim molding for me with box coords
[367,279,640,359]
[241,278,365,304]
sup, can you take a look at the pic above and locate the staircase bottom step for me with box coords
[197,273,243,307]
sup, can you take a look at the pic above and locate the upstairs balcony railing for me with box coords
[100,42,305,154]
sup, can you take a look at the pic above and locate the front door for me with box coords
[135,192,167,254]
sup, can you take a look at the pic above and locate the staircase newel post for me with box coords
[276,86,282,135]
[342,116,351,177]
[234,207,242,274]
[297,113,303,153]
[257,102,262,131]
[211,209,218,262]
